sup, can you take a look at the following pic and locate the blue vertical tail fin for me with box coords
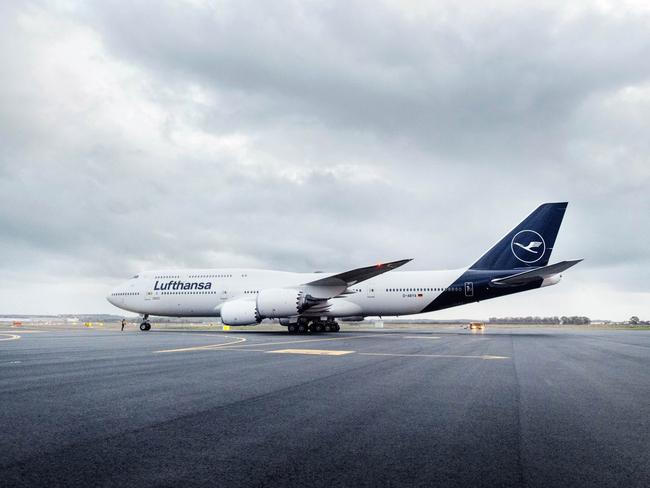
[470,202,568,270]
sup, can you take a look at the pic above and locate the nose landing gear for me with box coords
[139,315,151,331]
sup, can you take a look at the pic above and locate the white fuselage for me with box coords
[107,267,468,319]
[106,203,577,326]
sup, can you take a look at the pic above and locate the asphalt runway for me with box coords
[1,326,649,487]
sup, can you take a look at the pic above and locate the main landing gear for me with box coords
[139,315,151,331]
[287,318,340,334]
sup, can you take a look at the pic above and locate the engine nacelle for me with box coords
[220,299,260,326]
[257,288,302,318]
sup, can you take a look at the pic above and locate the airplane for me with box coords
[106,202,581,333]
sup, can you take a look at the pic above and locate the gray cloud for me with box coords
[79,1,650,159]
[0,1,648,319]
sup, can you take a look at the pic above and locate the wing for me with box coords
[491,259,583,286]
[301,259,412,299]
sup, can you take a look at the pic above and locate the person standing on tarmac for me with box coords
[121,318,126,331]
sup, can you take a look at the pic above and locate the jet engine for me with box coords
[221,289,325,325]
[256,288,304,318]
[220,300,260,326]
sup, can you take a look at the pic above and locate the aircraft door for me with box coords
[464,282,474,297]
[220,288,229,301]
[367,286,375,298]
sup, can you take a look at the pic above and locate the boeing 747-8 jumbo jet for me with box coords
[107,203,581,333]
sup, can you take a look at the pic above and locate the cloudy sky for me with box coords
[1,0,648,320]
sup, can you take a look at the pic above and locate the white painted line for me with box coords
[359,352,509,360]
[267,349,355,356]
[0,333,21,342]
[0,330,45,333]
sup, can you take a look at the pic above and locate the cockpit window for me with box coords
[131,275,139,279]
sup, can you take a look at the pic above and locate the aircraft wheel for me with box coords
[314,322,324,333]
[324,323,332,332]
[140,322,148,331]
[297,323,308,334]
[288,324,297,334]
[333,323,340,332]
[145,323,151,331]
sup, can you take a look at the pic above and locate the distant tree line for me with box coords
[628,316,650,325]
[489,316,591,325]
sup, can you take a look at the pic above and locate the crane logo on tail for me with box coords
[511,230,546,264]
[514,241,542,253]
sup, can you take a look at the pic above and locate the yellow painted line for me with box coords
[222,334,385,349]
[403,336,441,339]
[218,348,269,352]
[154,336,247,353]
[0,333,21,342]
[151,332,243,338]
[267,349,355,356]
[359,352,509,360]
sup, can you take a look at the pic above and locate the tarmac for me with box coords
[1,325,649,487]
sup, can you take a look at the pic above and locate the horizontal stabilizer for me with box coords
[305,259,412,288]
[491,259,583,286]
